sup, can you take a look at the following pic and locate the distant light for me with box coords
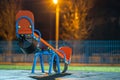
[53,0,58,4]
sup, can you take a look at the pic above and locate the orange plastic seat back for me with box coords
[16,10,34,34]
[59,46,72,61]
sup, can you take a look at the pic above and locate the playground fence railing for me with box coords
[0,40,120,64]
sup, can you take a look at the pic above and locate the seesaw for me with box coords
[16,10,72,74]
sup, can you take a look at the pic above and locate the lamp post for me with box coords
[53,0,59,49]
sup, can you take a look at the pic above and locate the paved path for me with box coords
[0,70,120,80]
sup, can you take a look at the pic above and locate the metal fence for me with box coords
[0,40,120,64]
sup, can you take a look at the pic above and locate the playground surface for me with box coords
[0,70,120,80]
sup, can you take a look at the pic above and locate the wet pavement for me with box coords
[0,70,120,80]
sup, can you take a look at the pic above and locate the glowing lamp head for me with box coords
[53,0,58,4]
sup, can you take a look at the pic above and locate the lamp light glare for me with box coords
[53,0,58,4]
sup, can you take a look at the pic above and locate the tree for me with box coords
[60,0,95,40]
[0,0,22,40]
[0,17,2,30]
[60,0,79,40]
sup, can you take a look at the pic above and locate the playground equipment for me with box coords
[16,10,72,74]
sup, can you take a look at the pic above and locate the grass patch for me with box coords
[69,66,120,72]
[0,65,120,72]
[0,65,49,70]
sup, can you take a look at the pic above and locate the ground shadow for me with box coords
[30,73,72,80]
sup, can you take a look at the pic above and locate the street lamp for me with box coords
[53,0,59,49]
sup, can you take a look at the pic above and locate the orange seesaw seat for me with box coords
[58,46,72,62]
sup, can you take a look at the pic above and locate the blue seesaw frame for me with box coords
[16,16,60,74]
